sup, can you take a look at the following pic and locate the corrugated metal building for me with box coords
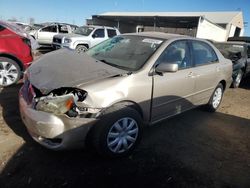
[86,11,244,41]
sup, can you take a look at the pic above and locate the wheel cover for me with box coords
[0,61,19,86]
[76,46,87,54]
[107,117,139,154]
[212,87,222,109]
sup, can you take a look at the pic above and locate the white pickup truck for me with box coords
[29,23,78,45]
[52,25,120,53]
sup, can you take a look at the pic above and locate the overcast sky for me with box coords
[0,0,249,35]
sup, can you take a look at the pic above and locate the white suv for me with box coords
[29,23,78,45]
[52,25,120,53]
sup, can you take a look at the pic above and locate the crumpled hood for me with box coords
[28,49,127,94]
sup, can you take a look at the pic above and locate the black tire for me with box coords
[206,83,224,112]
[0,57,21,87]
[232,69,243,88]
[90,105,143,158]
[75,44,88,54]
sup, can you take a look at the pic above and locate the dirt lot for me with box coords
[0,71,250,187]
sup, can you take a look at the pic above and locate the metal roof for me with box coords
[123,31,189,40]
[98,11,242,24]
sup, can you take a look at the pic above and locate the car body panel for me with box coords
[20,32,232,150]
[28,48,127,94]
[52,26,120,50]
[0,21,33,69]
[213,41,250,81]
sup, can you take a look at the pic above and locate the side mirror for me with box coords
[155,63,178,73]
[92,34,96,38]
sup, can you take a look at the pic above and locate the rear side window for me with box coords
[41,25,57,33]
[192,41,218,66]
[59,25,68,33]
[107,29,117,38]
[93,29,104,38]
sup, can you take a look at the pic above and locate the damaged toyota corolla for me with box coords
[19,32,232,157]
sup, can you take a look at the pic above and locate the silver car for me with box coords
[19,32,232,157]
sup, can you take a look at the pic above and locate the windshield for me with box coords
[86,35,164,71]
[214,43,245,59]
[74,26,94,36]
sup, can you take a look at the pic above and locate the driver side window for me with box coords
[157,40,191,69]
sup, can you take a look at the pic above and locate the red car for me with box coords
[0,21,33,86]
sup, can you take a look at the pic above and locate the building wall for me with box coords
[228,25,236,37]
[143,26,197,37]
[196,18,227,41]
[87,17,137,33]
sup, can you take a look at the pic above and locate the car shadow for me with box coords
[0,84,33,143]
[240,76,250,89]
[0,86,250,188]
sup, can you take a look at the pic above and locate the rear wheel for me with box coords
[0,57,21,87]
[76,45,88,54]
[232,69,243,88]
[90,106,142,158]
[206,83,224,112]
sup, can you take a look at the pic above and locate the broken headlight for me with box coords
[36,93,75,115]
[35,88,87,116]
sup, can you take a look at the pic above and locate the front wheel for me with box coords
[90,106,142,158]
[232,69,243,88]
[75,45,88,54]
[0,57,21,87]
[206,83,224,112]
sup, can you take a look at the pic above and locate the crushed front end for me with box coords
[19,79,100,150]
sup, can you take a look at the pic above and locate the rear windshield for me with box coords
[214,43,245,59]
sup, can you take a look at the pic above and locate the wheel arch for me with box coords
[73,41,89,49]
[0,53,24,72]
[100,100,144,120]
[219,80,226,91]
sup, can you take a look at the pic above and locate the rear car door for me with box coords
[190,40,220,105]
[107,29,117,38]
[151,40,196,122]
[37,25,58,44]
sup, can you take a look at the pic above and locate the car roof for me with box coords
[122,31,192,40]
[85,25,117,30]
[215,41,246,45]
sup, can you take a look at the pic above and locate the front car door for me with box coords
[151,40,196,123]
[190,40,220,105]
[90,28,107,47]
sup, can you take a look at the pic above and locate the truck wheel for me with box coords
[206,83,224,112]
[0,57,21,87]
[91,106,142,158]
[232,69,243,88]
[76,45,88,54]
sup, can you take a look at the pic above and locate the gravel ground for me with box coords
[0,67,250,188]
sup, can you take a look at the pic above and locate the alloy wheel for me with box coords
[0,61,19,86]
